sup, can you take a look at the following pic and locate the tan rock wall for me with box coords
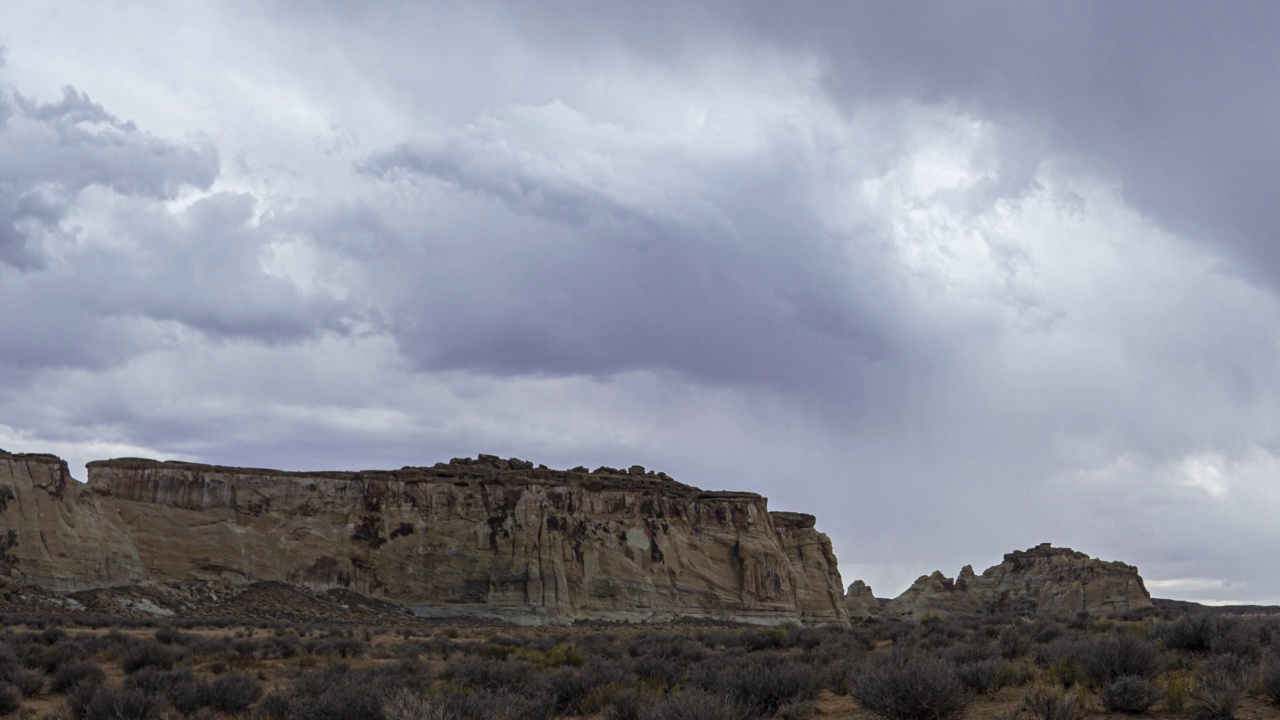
[1,451,849,625]
[878,543,1154,620]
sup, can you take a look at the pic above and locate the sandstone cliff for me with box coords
[0,449,848,625]
[843,579,882,620]
[876,543,1154,620]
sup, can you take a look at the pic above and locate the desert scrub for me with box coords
[1099,675,1163,714]
[688,653,821,714]
[1073,634,1163,688]
[0,684,18,716]
[1160,614,1218,654]
[954,658,1008,694]
[1020,686,1086,720]
[1262,654,1280,703]
[644,689,749,720]
[49,662,105,693]
[852,648,969,720]
[1188,654,1251,720]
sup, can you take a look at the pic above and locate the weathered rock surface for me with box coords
[0,449,848,625]
[878,543,1154,620]
[843,579,882,619]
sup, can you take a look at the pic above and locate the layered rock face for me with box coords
[877,543,1154,619]
[0,450,848,625]
[843,580,882,620]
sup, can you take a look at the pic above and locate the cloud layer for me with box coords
[3,2,1280,603]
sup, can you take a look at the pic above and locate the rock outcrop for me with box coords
[843,579,882,619]
[0,449,848,625]
[877,543,1154,620]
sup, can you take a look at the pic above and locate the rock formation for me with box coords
[876,543,1154,620]
[843,579,882,619]
[0,449,848,625]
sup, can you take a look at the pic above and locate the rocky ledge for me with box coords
[0,449,848,625]
[864,543,1153,620]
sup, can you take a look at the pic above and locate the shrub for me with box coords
[690,655,821,714]
[1190,655,1250,720]
[274,666,395,720]
[643,690,749,720]
[443,658,535,692]
[1100,676,1163,714]
[954,658,1006,694]
[632,654,685,690]
[1021,686,1086,720]
[1189,684,1244,720]
[202,671,263,712]
[1030,619,1065,644]
[153,626,184,645]
[1161,614,1217,653]
[12,669,44,697]
[0,684,18,716]
[1262,654,1280,704]
[1209,625,1261,660]
[606,687,648,720]
[852,649,969,720]
[119,641,177,674]
[1073,634,1163,688]
[543,665,631,715]
[78,685,164,720]
[1001,629,1033,659]
[50,662,106,693]
[383,689,453,720]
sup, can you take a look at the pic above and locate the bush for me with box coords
[1162,614,1217,653]
[443,658,535,693]
[606,687,648,720]
[1021,686,1086,720]
[12,669,44,697]
[643,690,748,720]
[0,684,18,716]
[51,662,106,693]
[1001,629,1033,659]
[1262,654,1280,704]
[78,685,164,720]
[1073,634,1163,688]
[153,626,184,645]
[1190,684,1244,720]
[119,641,177,674]
[1100,676,1163,714]
[202,671,262,712]
[632,654,687,691]
[383,689,453,720]
[1209,625,1261,660]
[689,655,821,714]
[954,658,1006,694]
[273,666,396,720]
[1190,655,1250,720]
[852,649,969,720]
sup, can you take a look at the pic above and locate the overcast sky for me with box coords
[3,1,1279,605]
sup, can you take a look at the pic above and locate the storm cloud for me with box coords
[2,1,1280,603]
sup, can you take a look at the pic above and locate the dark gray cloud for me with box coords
[359,119,907,393]
[2,5,1280,605]
[494,0,1280,290]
